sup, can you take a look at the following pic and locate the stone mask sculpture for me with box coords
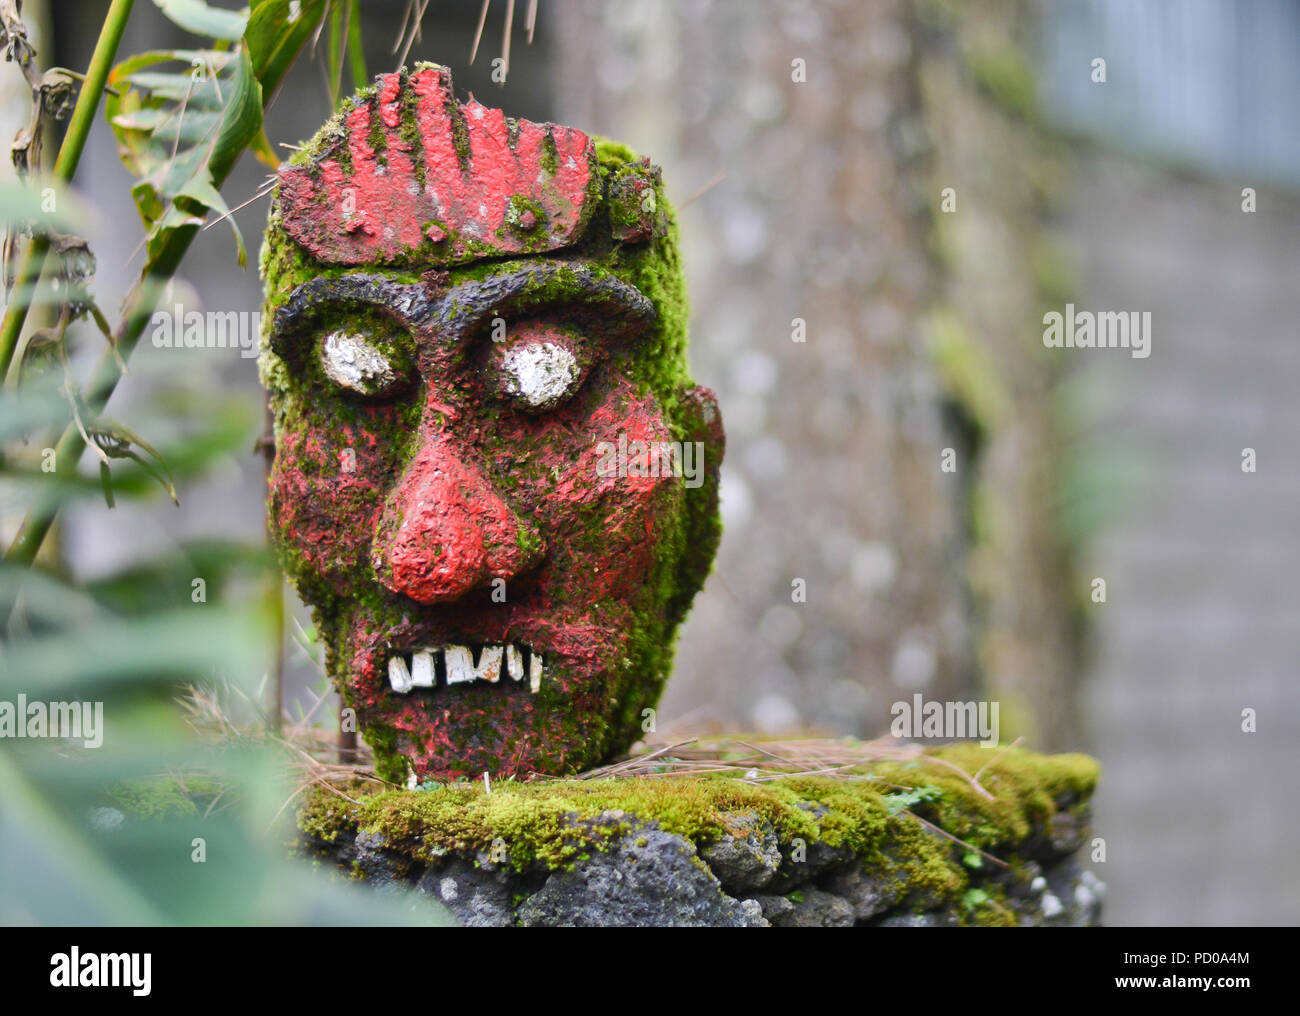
[260,65,724,783]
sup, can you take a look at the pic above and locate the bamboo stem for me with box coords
[5,3,324,572]
[0,0,136,380]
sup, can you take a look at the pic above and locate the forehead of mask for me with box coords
[272,63,668,271]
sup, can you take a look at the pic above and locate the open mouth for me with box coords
[386,642,546,694]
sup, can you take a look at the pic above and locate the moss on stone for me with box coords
[105,775,223,821]
[594,138,640,169]
[965,884,1020,927]
[297,744,1099,922]
[867,743,1098,851]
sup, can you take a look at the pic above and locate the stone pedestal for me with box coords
[296,744,1104,927]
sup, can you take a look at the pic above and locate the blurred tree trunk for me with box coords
[552,0,1082,750]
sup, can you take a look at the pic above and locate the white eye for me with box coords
[321,331,400,396]
[501,341,581,411]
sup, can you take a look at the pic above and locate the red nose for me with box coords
[371,434,542,604]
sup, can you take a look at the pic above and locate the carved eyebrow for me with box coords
[271,275,433,350]
[270,261,656,360]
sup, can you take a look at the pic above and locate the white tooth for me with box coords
[477,645,503,682]
[529,652,542,693]
[506,643,524,681]
[445,645,476,684]
[388,654,413,693]
[411,650,436,687]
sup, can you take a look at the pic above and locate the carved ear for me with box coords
[666,384,725,624]
[678,385,725,474]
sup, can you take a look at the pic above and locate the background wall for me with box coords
[1038,0,1300,928]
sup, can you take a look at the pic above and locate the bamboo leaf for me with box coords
[0,604,268,695]
[0,751,164,926]
[346,0,366,91]
[206,43,263,182]
[326,0,345,109]
[244,0,328,98]
[99,460,115,509]
[178,171,246,265]
[0,179,89,232]
[151,0,249,41]
[108,47,220,80]
[88,417,180,505]
[105,43,262,265]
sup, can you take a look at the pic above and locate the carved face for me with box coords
[260,66,723,782]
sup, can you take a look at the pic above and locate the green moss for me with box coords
[502,194,546,237]
[925,307,1009,438]
[965,884,1019,927]
[366,98,388,163]
[868,743,1098,852]
[594,139,640,169]
[297,744,1099,920]
[514,520,544,559]
[365,724,407,785]
[963,37,1038,121]
[106,775,223,821]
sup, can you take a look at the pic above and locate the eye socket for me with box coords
[319,330,409,398]
[497,337,590,413]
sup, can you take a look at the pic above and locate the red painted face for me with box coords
[267,264,721,780]
[263,66,722,780]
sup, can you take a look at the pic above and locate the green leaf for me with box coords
[0,751,164,925]
[346,0,367,91]
[85,541,271,615]
[205,43,263,183]
[151,0,249,41]
[245,0,327,98]
[145,205,206,262]
[107,54,230,201]
[883,784,943,815]
[98,460,115,509]
[0,388,72,440]
[0,563,108,627]
[89,417,180,505]
[325,0,345,109]
[178,172,246,265]
[109,47,222,81]
[5,400,255,519]
[105,43,262,265]
[0,180,91,233]
[0,604,267,694]
[102,5,325,267]
[123,66,230,103]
